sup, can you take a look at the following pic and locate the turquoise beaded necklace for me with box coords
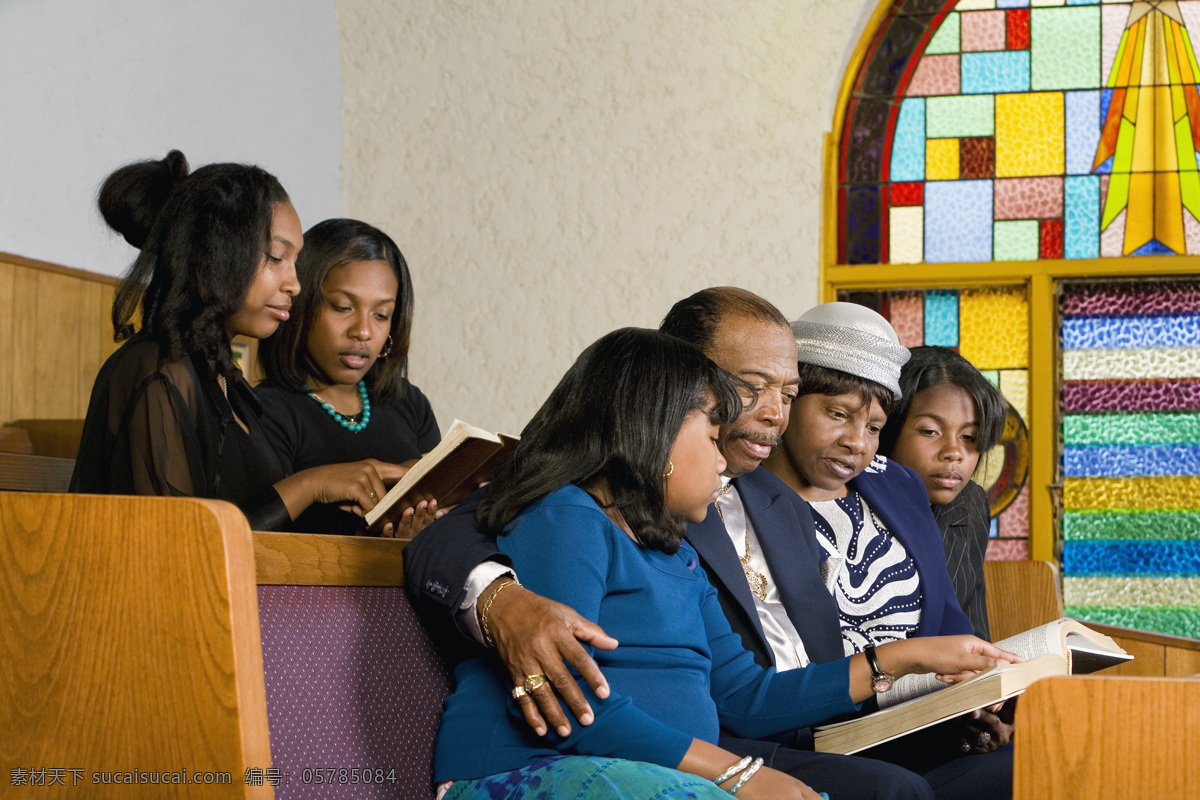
[307,380,371,433]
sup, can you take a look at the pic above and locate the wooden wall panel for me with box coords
[0,253,117,424]
[10,265,39,418]
[0,263,14,425]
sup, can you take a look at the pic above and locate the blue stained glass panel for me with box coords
[890,99,926,182]
[1065,176,1100,259]
[1064,542,1200,576]
[1131,240,1178,256]
[1066,91,1101,175]
[925,180,993,263]
[1062,315,1200,349]
[998,0,1028,7]
[1066,0,1099,6]
[961,51,1031,95]
[1100,88,1112,125]
[1063,445,1200,477]
[924,289,960,347]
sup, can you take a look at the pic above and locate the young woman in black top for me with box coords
[258,218,442,536]
[71,152,404,530]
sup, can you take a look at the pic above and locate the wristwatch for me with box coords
[864,645,895,693]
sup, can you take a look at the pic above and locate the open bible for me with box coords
[812,618,1133,755]
[364,419,518,532]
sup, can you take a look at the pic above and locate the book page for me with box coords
[993,620,1063,661]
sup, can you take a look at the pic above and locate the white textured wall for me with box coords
[338,0,881,433]
[0,0,341,277]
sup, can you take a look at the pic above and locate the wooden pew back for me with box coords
[983,559,1063,642]
[1,492,272,798]
[1015,675,1200,800]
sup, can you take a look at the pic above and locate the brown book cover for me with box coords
[365,419,518,531]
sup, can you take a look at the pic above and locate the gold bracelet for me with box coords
[479,577,519,647]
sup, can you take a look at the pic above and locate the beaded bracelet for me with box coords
[712,756,752,787]
[728,757,764,795]
[479,577,520,647]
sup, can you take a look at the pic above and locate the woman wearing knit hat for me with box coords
[763,303,1013,798]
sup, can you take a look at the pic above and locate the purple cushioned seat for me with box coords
[257,585,453,799]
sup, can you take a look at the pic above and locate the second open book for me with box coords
[812,618,1133,755]
[364,419,519,531]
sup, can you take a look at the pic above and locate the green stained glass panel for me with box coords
[926,95,995,138]
[1031,7,1102,91]
[994,220,1040,260]
[1064,412,1200,445]
[1065,510,1200,541]
[927,12,961,56]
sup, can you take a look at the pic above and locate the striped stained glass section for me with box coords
[840,285,1031,560]
[1061,279,1200,639]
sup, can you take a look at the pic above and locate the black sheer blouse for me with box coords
[70,335,291,531]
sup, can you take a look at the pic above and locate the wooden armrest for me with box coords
[1015,675,1200,799]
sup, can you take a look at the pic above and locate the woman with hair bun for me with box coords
[258,218,442,536]
[71,151,406,531]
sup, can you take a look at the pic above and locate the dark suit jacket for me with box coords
[686,466,844,669]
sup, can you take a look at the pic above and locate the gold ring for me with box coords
[511,685,527,699]
[369,491,379,500]
[523,674,548,694]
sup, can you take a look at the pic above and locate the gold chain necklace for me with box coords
[714,484,769,601]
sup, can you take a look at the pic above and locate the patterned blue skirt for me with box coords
[441,756,731,800]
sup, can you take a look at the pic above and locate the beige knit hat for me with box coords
[791,302,911,400]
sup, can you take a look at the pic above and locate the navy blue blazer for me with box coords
[847,456,974,640]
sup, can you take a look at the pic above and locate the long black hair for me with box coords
[101,150,289,379]
[879,346,1008,456]
[478,327,741,553]
[259,218,415,404]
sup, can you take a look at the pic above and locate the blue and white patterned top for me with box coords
[810,487,923,656]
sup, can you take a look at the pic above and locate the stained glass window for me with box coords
[1061,279,1200,638]
[831,0,1200,639]
[839,286,1032,558]
[839,0,1200,265]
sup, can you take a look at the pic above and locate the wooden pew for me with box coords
[4,419,85,459]
[252,532,449,800]
[1014,675,1200,799]
[983,559,1064,642]
[1,492,272,798]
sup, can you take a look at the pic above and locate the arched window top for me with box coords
[837,0,1200,266]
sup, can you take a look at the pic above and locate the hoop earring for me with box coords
[378,335,393,359]
[663,461,674,478]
